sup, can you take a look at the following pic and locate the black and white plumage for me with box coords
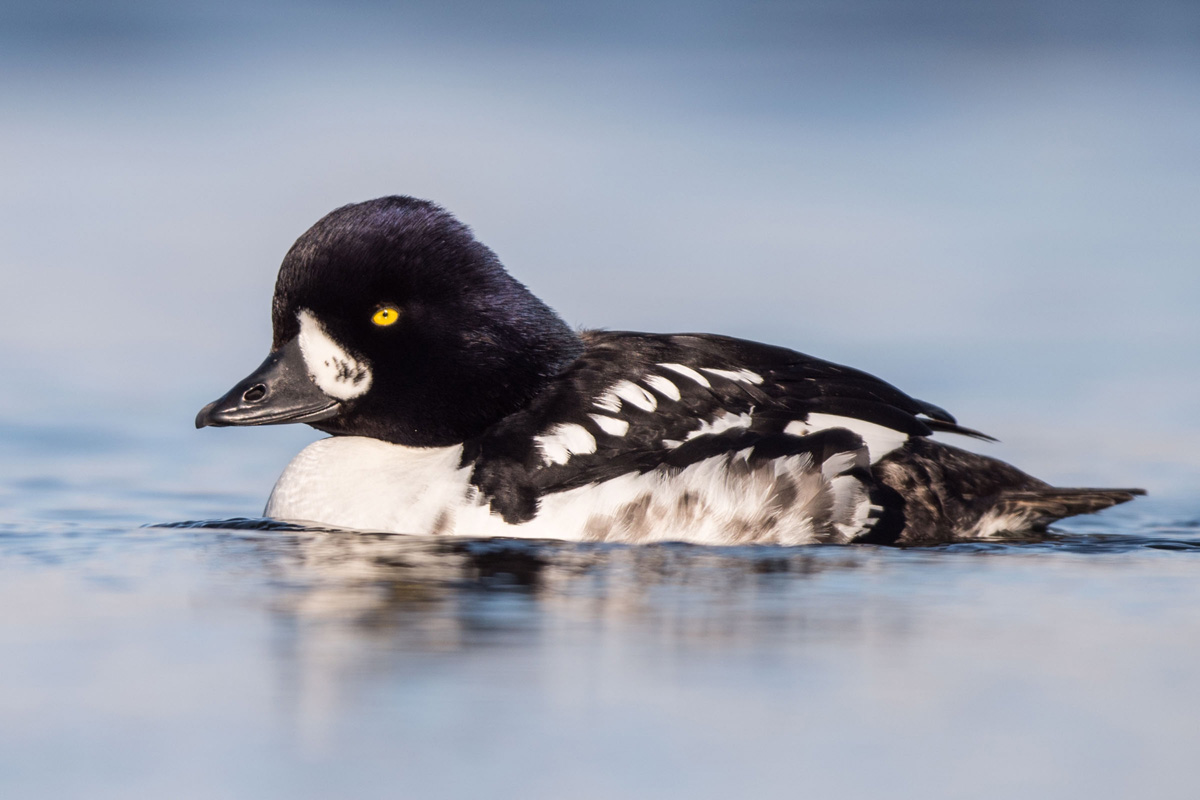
[196,196,1143,544]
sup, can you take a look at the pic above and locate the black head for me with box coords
[196,196,583,446]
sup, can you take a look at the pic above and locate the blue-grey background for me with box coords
[4,0,1198,498]
[2,2,1199,798]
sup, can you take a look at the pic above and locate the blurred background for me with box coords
[3,5,1200,800]
[1,0,1197,505]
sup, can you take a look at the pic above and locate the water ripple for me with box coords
[154,515,1200,558]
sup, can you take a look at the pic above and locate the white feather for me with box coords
[968,509,1035,539]
[534,423,597,466]
[643,374,681,401]
[657,362,711,388]
[786,413,908,464]
[699,367,764,385]
[589,413,630,437]
[593,388,622,414]
[605,379,658,412]
[684,410,754,441]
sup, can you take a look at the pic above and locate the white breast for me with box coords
[265,437,474,533]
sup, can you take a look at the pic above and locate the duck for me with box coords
[195,196,1143,545]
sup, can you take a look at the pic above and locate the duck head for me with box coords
[196,196,582,446]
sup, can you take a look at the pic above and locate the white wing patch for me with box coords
[589,413,630,438]
[685,410,754,441]
[588,362,806,457]
[596,379,658,413]
[593,391,621,414]
[642,374,681,401]
[535,423,598,466]
[661,410,755,449]
[657,363,711,388]
[700,367,764,385]
[593,363,767,427]
[297,309,372,400]
[785,414,908,464]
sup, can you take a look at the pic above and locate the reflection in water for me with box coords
[187,524,891,753]
[185,521,877,634]
[162,513,1200,758]
[3,510,1199,797]
[163,516,1200,643]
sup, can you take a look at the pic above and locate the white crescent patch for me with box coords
[297,309,373,400]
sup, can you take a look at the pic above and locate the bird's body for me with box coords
[197,196,1142,544]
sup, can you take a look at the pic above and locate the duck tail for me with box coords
[866,438,1145,544]
[985,487,1145,530]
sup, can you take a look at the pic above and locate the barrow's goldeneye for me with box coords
[196,196,1143,544]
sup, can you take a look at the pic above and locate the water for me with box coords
[4,2,1200,797]
[3,414,1200,799]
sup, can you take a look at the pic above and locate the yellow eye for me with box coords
[371,306,400,327]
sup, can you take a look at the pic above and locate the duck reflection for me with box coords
[180,514,1200,658]
[175,521,893,752]
[193,520,879,642]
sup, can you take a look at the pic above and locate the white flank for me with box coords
[264,433,876,545]
[700,367,765,385]
[534,423,598,466]
[297,309,372,400]
[642,374,681,401]
[786,413,909,464]
[589,413,630,437]
[657,362,711,388]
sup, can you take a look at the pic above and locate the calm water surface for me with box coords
[2,420,1199,799]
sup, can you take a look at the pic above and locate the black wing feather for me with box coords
[467,330,986,522]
